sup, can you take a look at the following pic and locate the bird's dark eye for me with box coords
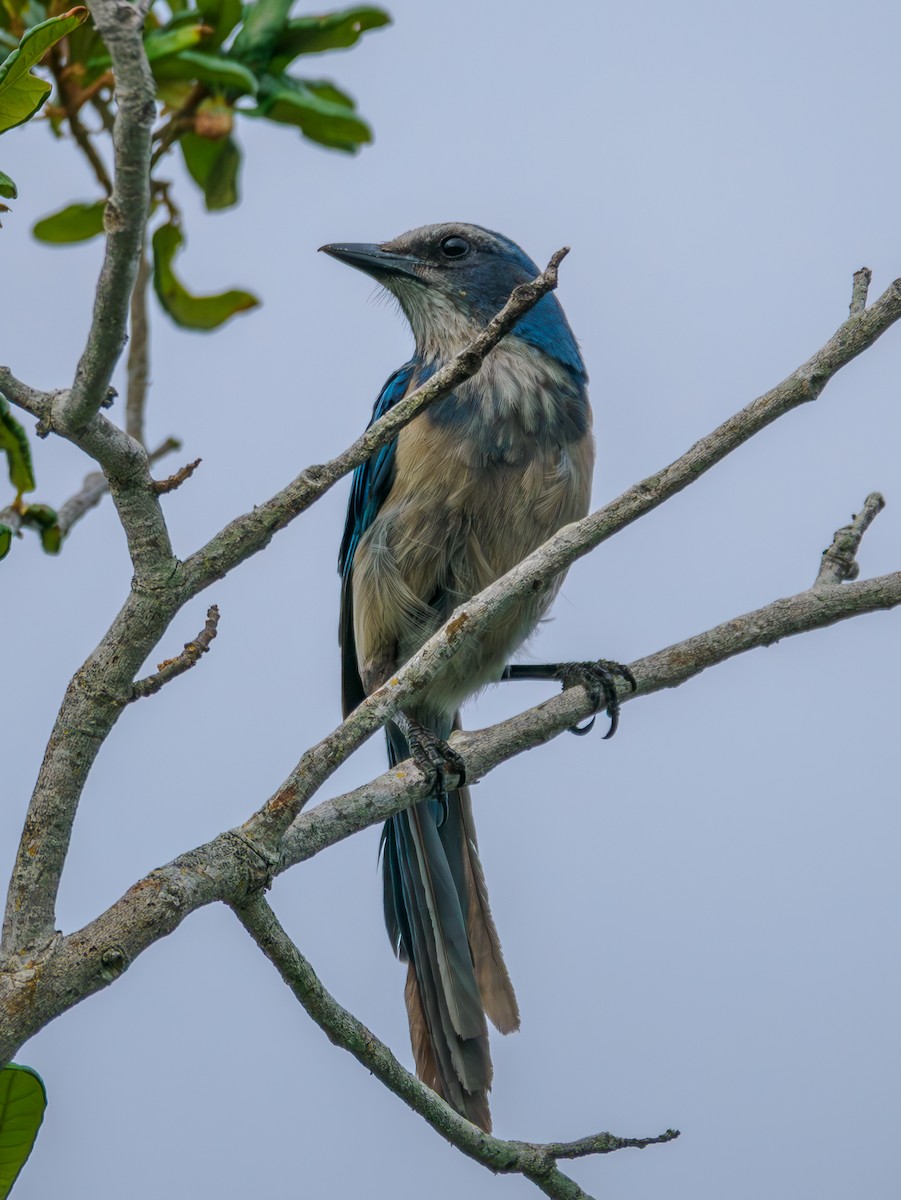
[439,235,469,259]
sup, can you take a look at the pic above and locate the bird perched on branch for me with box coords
[322,223,630,1131]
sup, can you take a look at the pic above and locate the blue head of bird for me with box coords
[320,222,586,382]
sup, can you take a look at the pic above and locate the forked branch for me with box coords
[1,493,894,1065]
[231,892,678,1200]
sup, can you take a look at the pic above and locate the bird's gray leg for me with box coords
[392,712,467,793]
[501,660,637,739]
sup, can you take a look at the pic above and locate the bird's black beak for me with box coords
[319,242,423,281]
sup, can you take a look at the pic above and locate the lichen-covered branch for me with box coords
[150,457,201,494]
[814,491,885,587]
[60,0,156,433]
[0,255,565,956]
[125,251,152,445]
[0,437,181,551]
[280,560,900,867]
[56,436,181,538]
[0,369,52,423]
[850,267,872,316]
[2,518,895,1062]
[231,892,678,1200]
[130,605,220,700]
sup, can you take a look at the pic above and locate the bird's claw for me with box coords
[405,719,467,794]
[557,659,637,739]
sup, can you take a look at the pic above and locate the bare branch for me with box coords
[179,249,571,592]
[4,549,897,1061]
[125,251,151,445]
[279,562,901,867]
[0,258,565,953]
[56,436,182,537]
[130,605,219,699]
[3,263,899,1032]
[0,369,53,423]
[172,270,901,615]
[149,82,208,168]
[49,47,113,196]
[0,430,179,948]
[814,492,885,587]
[231,893,677,1200]
[0,441,182,555]
[0,595,175,951]
[60,0,156,432]
[850,267,872,315]
[151,457,201,495]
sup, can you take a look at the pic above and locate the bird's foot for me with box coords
[556,659,637,739]
[400,716,467,794]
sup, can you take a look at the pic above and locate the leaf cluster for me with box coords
[1,0,388,329]
[0,0,388,558]
[0,7,88,198]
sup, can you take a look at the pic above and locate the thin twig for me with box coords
[850,267,872,316]
[150,82,208,167]
[50,48,113,196]
[0,253,565,952]
[61,0,156,431]
[130,606,220,700]
[0,371,53,422]
[125,251,151,444]
[278,495,894,865]
[56,436,181,537]
[814,491,886,587]
[1,264,899,968]
[0,438,183,549]
[180,267,901,603]
[231,893,677,1200]
[151,458,201,494]
[3,552,900,1060]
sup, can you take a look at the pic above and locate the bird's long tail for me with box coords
[382,716,519,1131]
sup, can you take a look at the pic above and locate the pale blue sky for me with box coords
[3,2,901,1197]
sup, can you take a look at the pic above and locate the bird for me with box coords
[322,222,626,1131]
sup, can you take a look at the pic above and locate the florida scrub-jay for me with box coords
[322,223,627,1131]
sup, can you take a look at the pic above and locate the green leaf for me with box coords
[65,14,102,74]
[144,22,211,59]
[0,523,11,561]
[0,395,35,495]
[269,6,389,71]
[196,0,241,48]
[32,198,105,243]
[88,22,209,70]
[151,222,259,330]
[0,1064,47,1197]
[20,502,61,553]
[0,169,15,198]
[0,7,88,133]
[20,501,55,528]
[181,132,240,209]
[228,0,293,72]
[153,48,257,95]
[252,72,371,151]
[40,523,61,553]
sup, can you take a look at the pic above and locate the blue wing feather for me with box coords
[339,359,421,715]
[339,360,419,579]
